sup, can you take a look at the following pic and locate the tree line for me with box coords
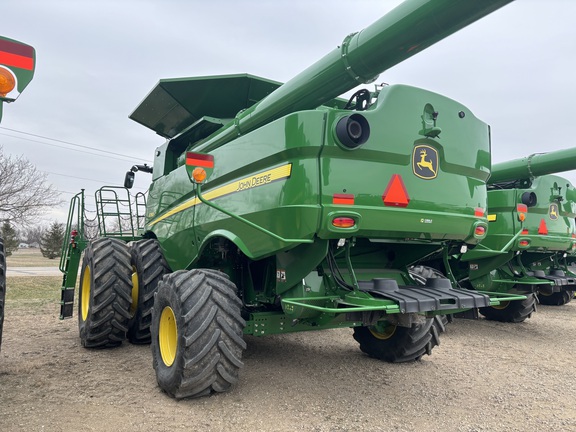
[1,221,65,259]
[0,146,64,258]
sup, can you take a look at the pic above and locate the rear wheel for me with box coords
[78,238,133,348]
[353,318,434,362]
[479,294,536,323]
[151,269,246,399]
[0,237,5,352]
[538,290,574,306]
[128,239,170,344]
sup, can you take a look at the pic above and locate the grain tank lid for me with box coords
[129,74,282,138]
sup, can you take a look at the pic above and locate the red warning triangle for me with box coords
[538,219,548,235]
[383,174,410,208]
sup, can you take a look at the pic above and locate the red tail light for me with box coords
[332,217,356,228]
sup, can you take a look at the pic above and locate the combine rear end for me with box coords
[60,0,520,399]
[444,150,576,322]
[0,36,35,352]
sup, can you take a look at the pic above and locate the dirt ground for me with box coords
[2,282,576,432]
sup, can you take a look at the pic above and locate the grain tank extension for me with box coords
[59,0,520,399]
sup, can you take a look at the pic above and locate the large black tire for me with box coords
[128,239,170,344]
[151,269,246,399]
[353,319,434,363]
[0,237,5,353]
[537,290,574,306]
[78,238,133,348]
[479,294,536,323]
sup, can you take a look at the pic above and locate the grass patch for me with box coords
[6,248,60,267]
[6,276,62,309]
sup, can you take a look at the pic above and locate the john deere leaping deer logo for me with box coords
[549,203,559,220]
[412,145,438,180]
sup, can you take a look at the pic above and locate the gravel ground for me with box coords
[1,300,576,432]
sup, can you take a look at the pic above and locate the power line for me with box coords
[45,170,148,191]
[0,132,141,163]
[0,126,150,161]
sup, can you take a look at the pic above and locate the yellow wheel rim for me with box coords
[130,266,139,317]
[492,301,510,310]
[159,307,178,367]
[81,265,91,321]
[369,324,397,340]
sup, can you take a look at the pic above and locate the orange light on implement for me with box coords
[474,208,485,217]
[186,152,214,168]
[517,203,527,222]
[192,167,207,183]
[333,193,354,205]
[382,174,410,207]
[522,229,529,235]
[538,219,548,235]
[519,240,530,247]
[0,68,16,96]
[332,217,355,228]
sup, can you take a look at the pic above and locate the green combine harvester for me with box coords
[0,36,36,352]
[449,150,576,322]
[60,0,523,398]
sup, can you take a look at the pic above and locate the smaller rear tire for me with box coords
[537,290,573,306]
[353,319,434,363]
[479,294,536,323]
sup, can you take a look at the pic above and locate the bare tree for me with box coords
[0,147,61,224]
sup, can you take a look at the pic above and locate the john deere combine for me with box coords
[60,0,523,398]
[450,150,576,322]
[0,36,36,352]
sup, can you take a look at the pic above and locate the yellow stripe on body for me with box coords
[148,163,292,227]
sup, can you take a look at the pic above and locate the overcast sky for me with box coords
[2,0,576,226]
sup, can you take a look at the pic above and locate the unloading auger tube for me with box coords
[195,0,514,153]
[490,148,576,184]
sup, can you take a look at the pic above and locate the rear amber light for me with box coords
[517,203,527,222]
[0,68,16,96]
[192,167,207,183]
[332,217,355,228]
[522,229,529,235]
[474,208,484,217]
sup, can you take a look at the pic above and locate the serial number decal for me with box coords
[148,163,292,226]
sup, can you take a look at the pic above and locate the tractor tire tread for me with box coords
[151,269,246,399]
